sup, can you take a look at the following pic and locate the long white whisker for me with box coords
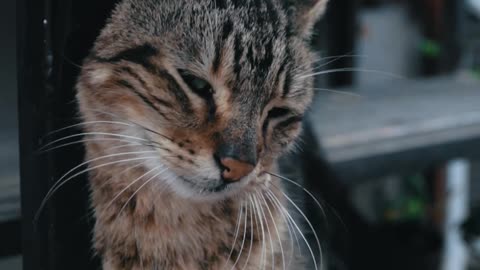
[106,166,161,209]
[311,88,363,98]
[267,172,328,228]
[266,190,319,270]
[296,53,365,77]
[252,194,266,270]
[40,138,143,153]
[34,154,158,223]
[82,108,173,142]
[299,68,404,80]
[40,132,155,151]
[265,191,297,268]
[46,150,157,197]
[45,120,133,137]
[310,53,365,66]
[99,162,147,189]
[229,199,249,270]
[254,193,275,270]
[223,202,244,269]
[312,53,367,71]
[116,168,168,217]
[276,187,323,270]
[240,199,254,270]
[105,143,144,152]
[259,192,285,270]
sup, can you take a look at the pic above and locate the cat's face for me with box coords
[77,0,327,201]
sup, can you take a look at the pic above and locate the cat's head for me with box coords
[77,0,328,201]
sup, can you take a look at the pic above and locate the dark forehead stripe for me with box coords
[156,69,194,115]
[96,44,193,114]
[233,33,244,76]
[116,79,169,119]
[212,0,227,9]
[253,0,262,9]
[282,70,293,98]
[96,44,158,72]
[265,0,280,25]
[231,0,242,7]
[281,47,293,97]
[221,19,234,41]
[212,19,234,73]
[119,66,173,108]
[257,39,274,78]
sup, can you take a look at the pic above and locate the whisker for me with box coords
[223,201,244,269]
[312,53,367,71]
[266,190,319,270]
[259,191,286,270]
[99,162,147,189]
[251,194,267,270]
[34,154,158,223]
[83,108,174,142]
[116,167,168,217]
[311,87,363,98]
[104,142,144,152]
[264,190,298,268]
[229,198,249,270]
[106,166,161,210]
[39,132,157,151]
[39,138,143,153]
[47,150,157,195]
[63,55,82,69]
[254,193,275,270]
[44,120,133,137]
[240,199,254,270]
[312,53,364,63]
[296,53,366,77]
[266,172,328,229]
[299,68,405,80]
[274,187,324,270]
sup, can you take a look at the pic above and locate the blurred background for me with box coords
[6,0,480,269]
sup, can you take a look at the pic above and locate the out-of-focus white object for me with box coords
[467,0,480,18]
[442,159,470,270]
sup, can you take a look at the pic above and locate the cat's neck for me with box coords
[89,162,283,269]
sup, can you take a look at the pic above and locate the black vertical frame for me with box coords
[17,0,118,269]
[324,0,358,87]
[17,0,52,268]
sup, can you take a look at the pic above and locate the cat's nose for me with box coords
[219,158,255,182]
[214,142,257,182]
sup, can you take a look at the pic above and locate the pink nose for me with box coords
[220,158,255,182]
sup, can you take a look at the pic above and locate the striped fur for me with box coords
[76,0,327,269]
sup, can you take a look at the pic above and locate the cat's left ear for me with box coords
[285,0,329,38]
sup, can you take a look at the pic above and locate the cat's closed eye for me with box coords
[178,70,213,99]
[267,107,291,119]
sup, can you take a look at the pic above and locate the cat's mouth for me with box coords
[176,170,266,199]
[174,170,271,202]
[179,176,247,194]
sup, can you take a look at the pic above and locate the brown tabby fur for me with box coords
[76,0,328,269]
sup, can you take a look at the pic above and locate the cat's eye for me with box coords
[267,107,291,119]
[179,70,213,98]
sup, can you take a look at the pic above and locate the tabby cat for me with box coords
[75,0,328,269]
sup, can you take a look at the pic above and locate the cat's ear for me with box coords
[285,0,329,38]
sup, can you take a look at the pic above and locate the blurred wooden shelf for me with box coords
[306,74,480,181]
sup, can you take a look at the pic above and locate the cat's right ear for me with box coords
[284,0,329,39]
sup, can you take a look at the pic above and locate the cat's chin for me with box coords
[163,171,271,203]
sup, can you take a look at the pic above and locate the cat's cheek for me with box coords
[89,68,113,85]
[272,123,302,145]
